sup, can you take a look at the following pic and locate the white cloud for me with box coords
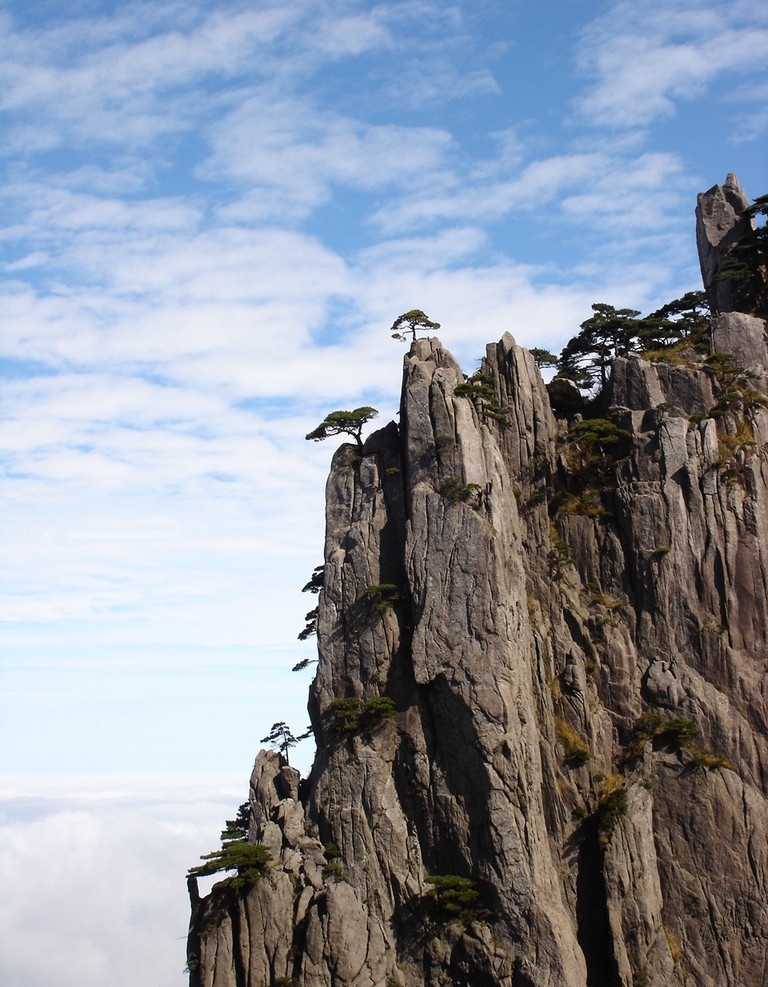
[575,0,768,129]
[1,0,763,793]
[199,89,457,227]
[366,148,697,263]
[0,5,301,149]
[726,79,768,143]
[0,775,246,987]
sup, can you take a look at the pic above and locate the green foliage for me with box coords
[623,714,732,772]
[322,843,348,882]
[548,527,575,580]
[260,721,312,762]
[439,475,481,504]
[390,309,441,342]
[623,711,700,763]
[688,747,733,771]
[306,407,379,447]
[292,657,318,672]
[454,371,508,424]
[663,718,700,743]
[434,433,455,452]
[302,564,325,594]
[364,696,398,723]
[529,347,559,368]
[568,417,631,457]
[715,193,768,318]
[363,583,402,611]
[297,564,324,642]
[557,291,714,394]
[550,488,610,519]
[563,416,631,487]
[329,697,364,732]
[717,417,756,464]
[558,302,643,390]
[323,858,347,882]
[219,801,251,844]
[651,546,670,558]
[298,606,318,641]
[741,387,768,413]
[705,352,756,392]
[584,583,623,610]
[454,371,495,400]
[597,785,628,834]
[328,696,398,734]
[640,290,711,350]
[424,874,482,920]
[188,840,272,890]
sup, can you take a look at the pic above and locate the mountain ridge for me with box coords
[187,176,768,987]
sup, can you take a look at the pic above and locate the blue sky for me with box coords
[0,1,766,984]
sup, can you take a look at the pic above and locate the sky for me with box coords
[0,1,766,984]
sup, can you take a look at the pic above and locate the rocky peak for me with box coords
[696,173,753,313]
[188,185,768,987]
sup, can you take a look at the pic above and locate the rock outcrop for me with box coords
[188,181,768,987]
[696,173,754,314]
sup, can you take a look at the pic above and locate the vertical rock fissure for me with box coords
[575,820,621,987]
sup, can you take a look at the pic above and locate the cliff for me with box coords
[187,177,768,987]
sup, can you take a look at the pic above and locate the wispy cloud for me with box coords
[203,96,456,222]
[1,0,764,778]
[574,0,768,130]
[0,5,301,149]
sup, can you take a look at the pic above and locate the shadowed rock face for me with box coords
[189,189,768,987]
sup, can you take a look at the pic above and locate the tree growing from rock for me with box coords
[716,194,768,318]
[292,657,318,672]
[529,348,559,368]
[306,407,378,447]
[558,303,643,390]
[188,800,272,890]
[640,290,711,350]
[301,564,324,594]
[260,721,312,763]
[390,309,441,342]
[298,606,318,640]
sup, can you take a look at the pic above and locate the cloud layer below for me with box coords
[0,775,247,987]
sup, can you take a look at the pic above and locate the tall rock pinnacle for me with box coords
[696,173,753,314]
[188,185,768,987]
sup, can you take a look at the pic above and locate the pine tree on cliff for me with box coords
[558,302,642,389]
[306,407,378,447]
[390,309,441,342]
[716,193,768,318]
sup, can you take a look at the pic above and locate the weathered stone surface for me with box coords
[712,311,768,373]
[190,186,768,987]
[696,173,753,312]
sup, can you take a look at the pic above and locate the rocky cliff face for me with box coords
[188,178,768,987]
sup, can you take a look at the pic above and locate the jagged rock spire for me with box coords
[696,173,753,313]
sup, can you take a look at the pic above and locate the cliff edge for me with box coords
[188,177,768,987]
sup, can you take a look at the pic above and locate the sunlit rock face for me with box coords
[189,183,768,987]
